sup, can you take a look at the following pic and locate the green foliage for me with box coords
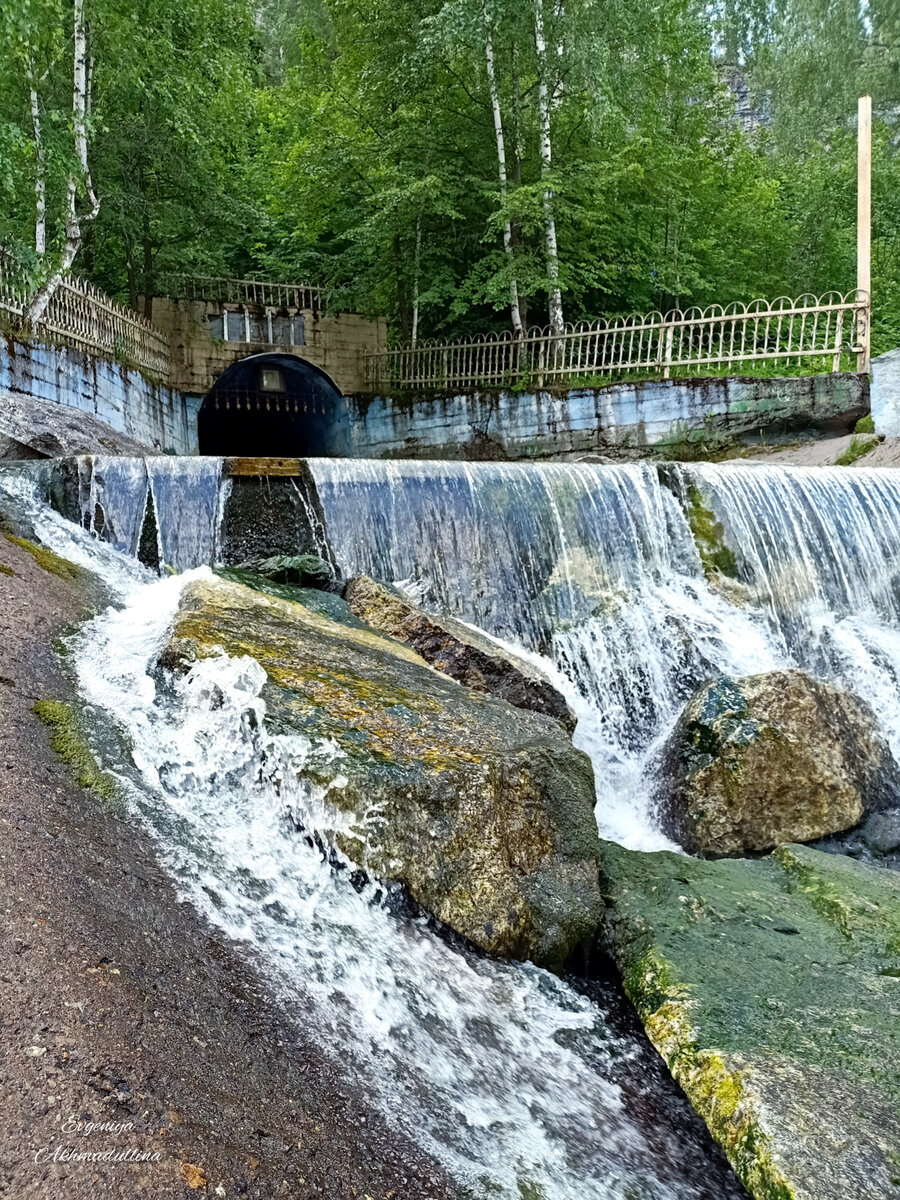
[854,414,875,434]
[0,0,897,346]
[834,435,879,466]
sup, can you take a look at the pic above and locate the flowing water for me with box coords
[7,456,900,1197]
[309,460,900,848]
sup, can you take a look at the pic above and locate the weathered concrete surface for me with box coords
[344,373,867,461]
[0,528,452,1199]
[871,347,900,436]
[656,670,900,855]
[151,296,386,396]
[601,840,900,1200]
[0,390,149,458]
[1,336,195,454]
[161,577,604,969]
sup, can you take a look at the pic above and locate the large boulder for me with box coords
[343,573,576,731]
[0,391,148,458]
[600,840,900,1200]
[160,577,603,969]
[655,670,900,854]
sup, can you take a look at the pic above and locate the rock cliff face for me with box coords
[600,840,900,1200]
[160,577,603,969]
[655,670,900,854]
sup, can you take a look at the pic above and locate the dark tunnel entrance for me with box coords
[198,353,350,457]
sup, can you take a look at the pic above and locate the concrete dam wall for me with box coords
[1,333,868,460]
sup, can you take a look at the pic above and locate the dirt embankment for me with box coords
[744,434,900,467]
[0,533,451,1200]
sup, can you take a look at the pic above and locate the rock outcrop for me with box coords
[343,573,576,731]
[160,577,603,969]
[0,391,148,458]
[600,840,900,1200]
[238,553,336,591]
[655,670,899,854]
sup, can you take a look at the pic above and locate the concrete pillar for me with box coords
[871,349,900,435]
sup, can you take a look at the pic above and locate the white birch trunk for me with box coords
[411,213,423,348]
[483,0,524,337]
[28,67,46,257]
[533,0,564,340]
[24,0,99,328]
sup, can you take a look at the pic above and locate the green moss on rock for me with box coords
[601,840,900,1200]
[656,670,898,855]
[33,699,121,807]
[684,484,738,579]
[0,561,15,576]
[160,577,604,969]
[5,533,82,580]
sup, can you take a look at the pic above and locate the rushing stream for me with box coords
[6,456,900,1197]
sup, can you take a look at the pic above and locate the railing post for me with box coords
[857,94,872,373]
[832,308,845,373]
[655,316,672,378]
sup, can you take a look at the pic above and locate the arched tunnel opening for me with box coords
[198,353,351,457]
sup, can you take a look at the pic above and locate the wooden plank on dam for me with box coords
[224,457,304,476]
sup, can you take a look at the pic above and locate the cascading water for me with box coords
[307,461,780,848]
[8,454,900,1197]
[0,467,744,1199]
[307,460,900,849]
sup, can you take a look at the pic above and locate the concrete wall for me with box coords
[151,297,386,396]
[0,332,868,463]
[1,335,195,454]
[872,349,900,436]
[343,373,868,460]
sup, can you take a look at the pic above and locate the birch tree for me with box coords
[27,62,48,256]
[24,0,99,327]
[483,0,524,335]
[532,0,564,338]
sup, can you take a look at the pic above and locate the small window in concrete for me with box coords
[207,313,225,339]
[260,367,285,392]
[248,313,267,342]
[270,314,306,346]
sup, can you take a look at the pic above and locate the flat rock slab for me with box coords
[600,840,900,1200]
[344,573,576,730]
[0,390,149,457]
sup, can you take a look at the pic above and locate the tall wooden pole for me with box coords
[858,94,872,373]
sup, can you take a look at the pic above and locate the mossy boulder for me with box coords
[238,552,336,591]
[655,670,900,855]
[160,577,603,969]
[343,574,576,731]
[600,840,900,1200]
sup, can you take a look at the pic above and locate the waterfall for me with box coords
[307,460,900,848]
[77,454,223,572]
[5,455,900,1196]
[43,547,740,1200]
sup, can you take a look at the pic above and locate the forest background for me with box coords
[1,0,898,352]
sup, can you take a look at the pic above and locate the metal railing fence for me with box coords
[365,291,870,391]
[0,256,171,379]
